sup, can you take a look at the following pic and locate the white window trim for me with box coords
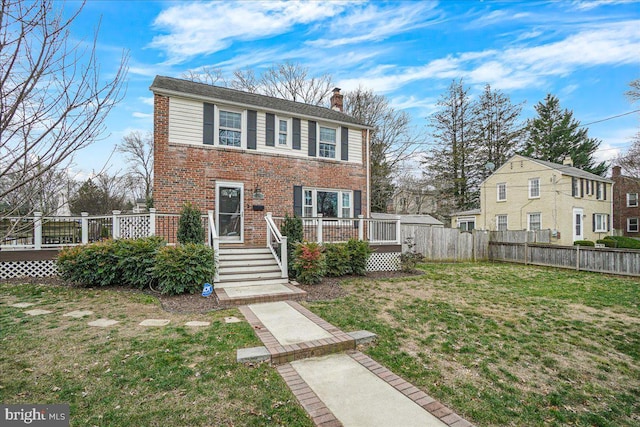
[215,105,246,148]
[317,123,340,160]
[496,214,508,231]
[457,217,475,232]
[528,178,540,199]
[276,115,292,148]
[628,217,639,233]
[596,182,603,200]
[303,187,353,219]
[527,212,541,231]
[627,193,638,208]
[497,183,507,202]
[594,213,608,232]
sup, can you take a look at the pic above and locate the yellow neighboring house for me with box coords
[477,154,613,245]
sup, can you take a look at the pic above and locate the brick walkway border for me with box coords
[215,283,306,306]
[238,301,355,364]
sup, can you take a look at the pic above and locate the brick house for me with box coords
[611,166,640,237]
[150,76,371,247]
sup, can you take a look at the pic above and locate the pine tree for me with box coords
[521,94,607,175]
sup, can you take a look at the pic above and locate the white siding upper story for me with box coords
[168,97,363,164]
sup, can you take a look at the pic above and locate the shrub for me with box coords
[573,240,595,247]
[292,242,326,285]
[596,238,617,248]
[280,214,303,277]
[323,243,351,277]
[177,202,204,244]
[153,244,216,295]
[115,237,166,288]
[400,237,424,273]
[345,239,372,276]
[605,235,640,249]
[57,240,120,286]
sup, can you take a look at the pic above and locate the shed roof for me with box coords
[150,75,370,128]
[371,212,444,226]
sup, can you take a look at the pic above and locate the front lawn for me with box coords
[306,263,640,427]
[0,284,312,427]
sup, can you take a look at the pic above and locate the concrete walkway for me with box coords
[238,299,474,427]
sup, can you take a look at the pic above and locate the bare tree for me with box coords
[181,66,225,86]
[0,0,128,220]
[626,78,640,103]
[230,68,260,93]
[118,131,154,205]
[259,62,333,106]
[344,87,420,212]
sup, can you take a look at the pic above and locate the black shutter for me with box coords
[308,121,317,157]
[292,118,301,150]
[266,113,275,147]
[354,190,362,217]
[247,110,257,150]
[580,179,584,197]
[607,214,610,231]
[341,127,349,161]
[203,103,215,145]
[603,183,607,200]
[293,186,303,216]
[592,214,596,232]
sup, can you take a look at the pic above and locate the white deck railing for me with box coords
[265,213,288,278]
[207,210,220,283]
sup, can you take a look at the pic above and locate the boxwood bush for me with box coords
[58,240,121,286]
[323,243,351,277]
[153,244,215,295]
[345,239,372,276]
[603,236,640,249]
[573,240,595,247]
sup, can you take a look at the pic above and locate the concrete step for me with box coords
[219,258,277,268]
[216,278,290,289]
[218,252,274,262]
[219,247,271,256]
[219,270,284,282]
[218,265,281,275]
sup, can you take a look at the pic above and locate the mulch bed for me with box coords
[1,270,419,314]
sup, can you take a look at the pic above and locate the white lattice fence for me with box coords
[118,216,151,239]
[367,252,400,272]
[1,260,58,279]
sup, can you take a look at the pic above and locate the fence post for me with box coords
[281,236,288,278]
[266,212,273,247]
[149,208,156,236]
[576,245,580,271]
[317,213,323,243]
[395,215,402,245]
[81,212,89,244]
[358,215,364,241]
[34,212,42,250]
[112,210,121,239]
[524,242,528,265]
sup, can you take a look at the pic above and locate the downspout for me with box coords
[610,181,614,235]
[366,128,371,218]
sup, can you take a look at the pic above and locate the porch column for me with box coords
[316,213,323,243]
[149,208,156,236]
[34,212,42,250]
[112,210,121,239]
[358,215,364,241]
[81,212,89,244]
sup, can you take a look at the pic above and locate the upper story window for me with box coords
[572,177,580,197]
[596,182,606,200]
[278,119,288,146]
[319,126,337,159]
[628,193,638,207]
[529,178,540,199]
[497,183,507,201]
[219,110,242,147]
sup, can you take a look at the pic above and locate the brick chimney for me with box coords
[612,165,622,177]
[330,87,343,112]
[562,156,573,167]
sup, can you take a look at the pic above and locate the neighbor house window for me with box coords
[572,177,580,197]
[496,215,508,231]
[527,213,541,231]
[304,188,353,218]
[278,119,289,146]
[585,180,591,195]
[219,110,242,147]
[628,193,638,207]
[596,182,603,200]
[629,217,639,233]
[319,126,337,159]
[594,213,608,232]
[458,218,475,232]
[497,183,507,201]
[529,178,540,198]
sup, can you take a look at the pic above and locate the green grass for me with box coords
[0,283,312,427]
[305,263,640,427]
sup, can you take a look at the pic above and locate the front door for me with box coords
[573,208,583,242]
[216,182,244,243]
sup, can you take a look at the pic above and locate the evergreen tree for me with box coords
[473,84,524,180]
[521,94,607,175]
[177,202,205,245]
[424,79,479,212]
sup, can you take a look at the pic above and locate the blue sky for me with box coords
[66,0,640,178]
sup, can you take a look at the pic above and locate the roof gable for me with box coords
[492,154,612,183]
[150,75,369,129]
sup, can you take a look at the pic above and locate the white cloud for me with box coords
[132,112,152,119]
[139,97,154,106]
[570,0,636,11]
[150,1,345,64]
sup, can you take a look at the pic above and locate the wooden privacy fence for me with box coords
[489,242,640,276]
[401,226,490,261]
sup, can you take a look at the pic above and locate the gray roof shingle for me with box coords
[525,156,613,183]
[150,75,370,128]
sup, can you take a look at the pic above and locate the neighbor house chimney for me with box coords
[612,165,622,177]
[562,156,573,167]
[330,88,343,112]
